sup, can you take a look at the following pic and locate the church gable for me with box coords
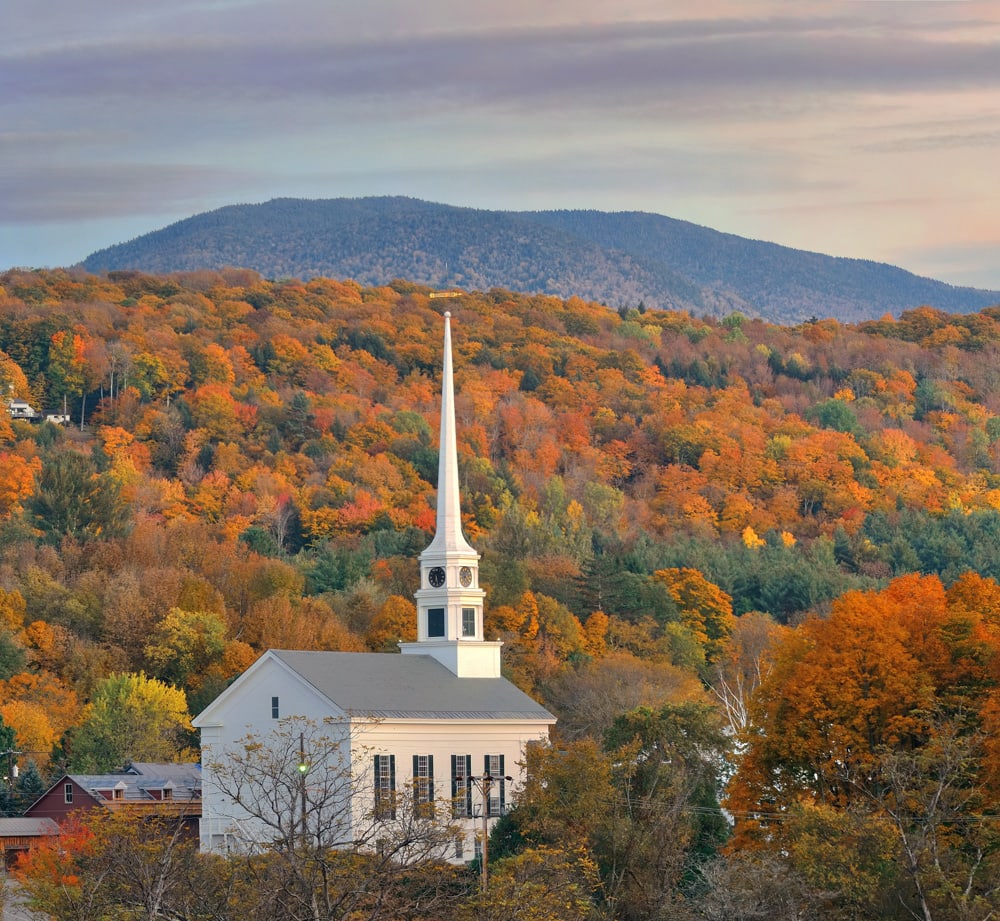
[193,649,347,730]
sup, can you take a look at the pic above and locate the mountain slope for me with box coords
[81,197,1000,323]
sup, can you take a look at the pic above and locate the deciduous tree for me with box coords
[69,672,194,772]
[206,716,463,921]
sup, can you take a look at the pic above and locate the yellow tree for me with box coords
[364,595,417,651]
[69,673,194,772]
[143,607,228,690]
[466,846,600,921]
[652,567,736,665]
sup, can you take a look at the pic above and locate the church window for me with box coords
[451,754,472,817]
[374,754,396,820]
[427,608,445,637]
[484,754,506,817]
[462,607,476,637]
[413,754,434,817]
[271,696,279,719]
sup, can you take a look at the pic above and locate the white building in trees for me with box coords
[193,311,554,858]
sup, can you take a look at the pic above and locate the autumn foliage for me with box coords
[4,269,1000,916]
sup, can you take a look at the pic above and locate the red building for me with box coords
[25,761,202,839]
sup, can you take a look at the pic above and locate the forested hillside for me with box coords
[79,197,1000,323]
[6,267,1000,917]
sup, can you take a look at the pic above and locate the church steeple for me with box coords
[424,312,476,557]
[400,310,501,678]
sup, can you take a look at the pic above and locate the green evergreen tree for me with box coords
[29,450,131,542]
[15,760,46,813]
[0,716,18,817]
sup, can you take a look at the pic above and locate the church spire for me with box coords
[400,309,501,678]
[425,312,476,556]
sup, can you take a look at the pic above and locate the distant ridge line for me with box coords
[81,197,1000,324]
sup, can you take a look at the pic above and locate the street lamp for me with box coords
[471,771,512,893]
[1,749,21,786]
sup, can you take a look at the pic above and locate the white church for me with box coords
[193,311,555,859]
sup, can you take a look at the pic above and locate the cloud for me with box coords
[0,163,259,223]
[3,12,999,113]
[862,128,1000,153]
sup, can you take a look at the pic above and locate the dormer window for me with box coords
[113,785,125,801]
[162,787,173,801]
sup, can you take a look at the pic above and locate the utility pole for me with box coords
[473,769,513,893]
[480,772,491,893]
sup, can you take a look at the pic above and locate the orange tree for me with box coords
[15,810,203,921]
[727,573,1000,919]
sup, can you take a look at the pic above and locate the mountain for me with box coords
[81,197,1000,323]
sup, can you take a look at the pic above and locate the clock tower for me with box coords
[400,311,501,678]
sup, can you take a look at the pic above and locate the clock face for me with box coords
[428,566,446,588]
[459,566,473,587]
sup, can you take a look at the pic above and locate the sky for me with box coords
[2,0,999,290]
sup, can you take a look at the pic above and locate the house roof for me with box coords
[269,649,555,721]
[37,762,202,808]
[75,762,200,799]
[0,817,59,837]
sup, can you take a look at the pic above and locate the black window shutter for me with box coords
[389,754,395,791]
[428,755,434,800]
[465,754,473,815]
[499,754,506,813]
[451,754,458,803]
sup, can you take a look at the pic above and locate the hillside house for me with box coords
[194,313,555,860]
[5,399,40,421]
[4,398,70,425]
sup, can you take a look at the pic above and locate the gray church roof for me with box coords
[271,649,554,721]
